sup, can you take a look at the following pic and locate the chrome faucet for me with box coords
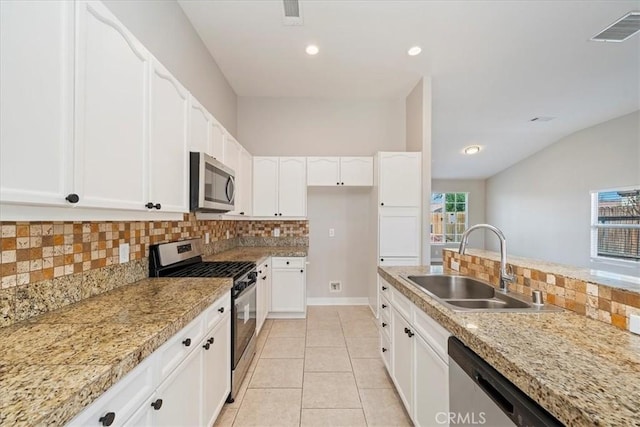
[458,224,515,292]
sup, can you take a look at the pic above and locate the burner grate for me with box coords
[164,261,255,280]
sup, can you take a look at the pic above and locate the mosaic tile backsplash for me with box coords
[0,215,308,326]
[443,249,640,332]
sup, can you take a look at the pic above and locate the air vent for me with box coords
[283,0,303,25]
[591,11,640,42]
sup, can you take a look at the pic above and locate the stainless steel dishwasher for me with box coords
[448,337,564,427]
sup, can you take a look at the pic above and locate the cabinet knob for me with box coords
[336,182,340,185]
[218,307,225,313]
[408,330,414,338]
[382,347,388,353]
[261,276,267,280]
[258,270,262,274]
[300,269,304,273]
[380,202,384,206]
[99,412,115,426]
[380,258,384,262]
[275,213,278,216]
[155,203,161,210]
[65,193,80,204]
[382,286,387,291]
[182,338,191,347]
[341,182,344,185]
[145,202,154,209]
[208,337,214,344]
[286,261,290,265]
[151,399,163,410]
[381,304,387,309]
[203,342,210,350]
[279,213,282,216]
[382,322,387,327]
[240,212,245,215]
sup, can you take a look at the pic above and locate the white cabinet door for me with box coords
[189,96,210,154]
[222,136,241,214]
[340,157,373,186]
[379,208,420,257]
[392,308,414,413]
[307,157,340,186]
[202,312,231,427]
[154,343,202,427]
[210,120,225,161]
[278,157,306,217]
[0,0,74,207]
[271,267,306,313]
[253,157,279,217]
[75,0,149,210]
[379,152,421,207]
[414,334,449,427]
[238,148,253,216]
[148,59,188,213]
[379,257,420,267]
[256,259,270,334]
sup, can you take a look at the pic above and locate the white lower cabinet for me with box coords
[270,257,306,317]
[256,258,271,334]
[378,276,451,427]
[68,292,230,427]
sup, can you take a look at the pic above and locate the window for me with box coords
[591,187,640,263]
[430,192,468,243]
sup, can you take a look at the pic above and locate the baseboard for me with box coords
[266,312,306,319]
[306,297,370,306]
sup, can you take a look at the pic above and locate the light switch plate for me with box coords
[273,228,280,237]
[205,232,210,244]
[119,243,130,264]
[629,314,640,335]
[329,228,335,237]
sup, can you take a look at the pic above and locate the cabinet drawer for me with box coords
[157,314,205,379]
[68,355,155,427]
[390,286,412,321]
[379,312,391,342]
[380,331,391,372]
[413,308,451,363]
[379,296,391,316]
[205,292,231,332]
[379,277,392,296]
[272,257,305,269]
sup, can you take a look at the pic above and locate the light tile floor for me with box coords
[214,305,413,427]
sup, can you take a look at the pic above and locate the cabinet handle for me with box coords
[408,331,414,337]
[382,286,387,291]
[98,412,115,426]
[380,202,384,206]
[405,328,414,337]
[182,338,191,347]
[382,347,388,353]
[337,182,340,185]
[286,261,290,265]
[262,276,267,280]
[218,307,225,313]
[203,342,210,350]
[279,213,282,216]
[300,269,304,273]
[341,182,344,185]
[275,213,278,216]
[208,337,214,344]
[145,202,154,209]
[382,322,387,327]
[258,270,262,274]
[65,193,80,204]
[381,304,387,309]
[155,203,161,210]
[151,399,163,410]
[240,212,245,215]
[380,258,384,262]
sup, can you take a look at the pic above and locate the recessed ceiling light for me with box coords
[464,145,481,155]
[407,46,422,56]
[305,45,319,55]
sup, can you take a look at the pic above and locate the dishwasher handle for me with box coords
[474,371,514,416]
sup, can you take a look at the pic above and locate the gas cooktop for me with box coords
[163,261,255,280]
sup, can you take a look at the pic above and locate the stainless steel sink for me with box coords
[405,274,562,313]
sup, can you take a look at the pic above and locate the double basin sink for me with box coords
[405,275,562,313]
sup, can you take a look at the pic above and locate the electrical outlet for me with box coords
[119,243,130,264]
[205,232,210,244]
[226,230,230,239]
[450,260,460,272]
[329,281,342,293]
[273,228,280,237]
[630,314,640,335]
[329,228,335,237]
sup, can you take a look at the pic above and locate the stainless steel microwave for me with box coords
[189,152,235,212]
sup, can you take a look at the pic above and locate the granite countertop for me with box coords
[0,277,232,426]
[203,246,308,264]
[379,266,640,427]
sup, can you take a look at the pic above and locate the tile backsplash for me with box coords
[443,249,640,332]
[0,215,308,327]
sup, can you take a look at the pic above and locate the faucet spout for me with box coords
[458,224,514,292]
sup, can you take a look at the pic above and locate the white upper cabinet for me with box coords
[379,152,421,207]
[307,157,340,186]
[148,58,189,213]
[253,157,279,217]
[306,156,373,186]
[0,0,74,206]
[75,0,149,210]
[223,136,241,214]
[238,147,253,216]
[210,120,225,161]
[189,96,211,155]
[278,157,307,217]
[253,157,306,217]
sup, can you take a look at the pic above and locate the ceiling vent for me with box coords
[591,11,640,42]
[283,0,303,26]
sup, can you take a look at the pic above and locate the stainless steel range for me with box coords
[149,239,257,403]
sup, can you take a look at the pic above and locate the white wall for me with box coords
[237,97,405,155]
[431,179,486,261]
[103,0,238,135]
[238,97,405,301]
[406,80,423,153]
[486,110,640,274]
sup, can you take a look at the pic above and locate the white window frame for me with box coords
[590,185,640,268]
[430,192,469,245]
